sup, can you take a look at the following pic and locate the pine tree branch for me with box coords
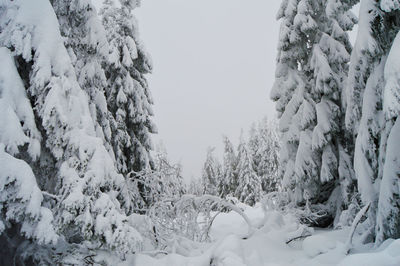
[42,191,61,201]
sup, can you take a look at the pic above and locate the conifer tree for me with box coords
[235,137,262,206]
[271,0,316,204]
[345,0,400,243]
[376,6,400,242]
[218,136,238,198]
[272,0,357,222]
[101,0,156,210]
[248,123,261,174]
[0,0,154,261]
[202,147,222,196]
[310,0,358,215]
[345,0,383,235]
[101,0,155,175]
[246,119,280,194]
[257,118,280,193]
[0,47,58,253]
[52,0,113,153]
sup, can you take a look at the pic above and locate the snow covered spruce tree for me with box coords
[248,123,261,174]
[345,0,400,244]
[271,0,357,225]
[255,118,280,193]
[235,136,262,206]
[52,0,114,152]
[203,121,280,203]
[272,0,318,207]
[100,0,157,211]
[0,47,58,265]
[309,0,359,223]
[0,0,156,263]
[218,135,238,198]
[201,147,222,196]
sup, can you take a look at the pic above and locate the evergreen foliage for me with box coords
[236,136,262,205]
[344,0,400,244]
[201,147,222,196]
[200,118,280,206]
[0,0,157,262]
[271,0,358,224]
[219,136,238,198]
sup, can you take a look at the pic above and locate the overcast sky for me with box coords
[134,0,282,181]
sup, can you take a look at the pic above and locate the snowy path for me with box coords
[124,205,400,266]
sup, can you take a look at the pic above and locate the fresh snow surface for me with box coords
[100,204,400,265]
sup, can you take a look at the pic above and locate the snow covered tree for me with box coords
[208,120,280,201]
[121,142,185,213]
[271,0,318,205]
[151,142,186,202]
[310,0,358,221]
[0,0,156,262]
[248,123,261,173]
[101,0,155,175]
[345,0,384,238]
[52,0,113,154]
[188,178,204,196]
[218,136,238,198]
[246,118,280,194]
[256,118,280,193]
[0,47,58,264]
[345,0,400,243]
[235,136,262,206]
[376,16,400,243]
[272,0,357,223]
[202,147,222,196]
[100,0,156,211]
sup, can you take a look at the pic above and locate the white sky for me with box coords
[134,0,282,182]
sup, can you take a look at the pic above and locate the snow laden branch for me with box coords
[188,194,255,237]
[344,202,371,254]
[148,194,255,250]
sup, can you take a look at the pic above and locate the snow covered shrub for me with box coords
[148,194,254,250]
[149,195,219,247]
[124,143,186,211]
[261,191,291,212]
[336,201,361,229]
[262,191,334,228]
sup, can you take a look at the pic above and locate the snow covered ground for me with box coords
[120,204,400,266]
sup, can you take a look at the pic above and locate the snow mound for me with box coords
[212,235,245,266]
[303,234,338,257]
[102,204,398,266]
[339,239,400,266]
